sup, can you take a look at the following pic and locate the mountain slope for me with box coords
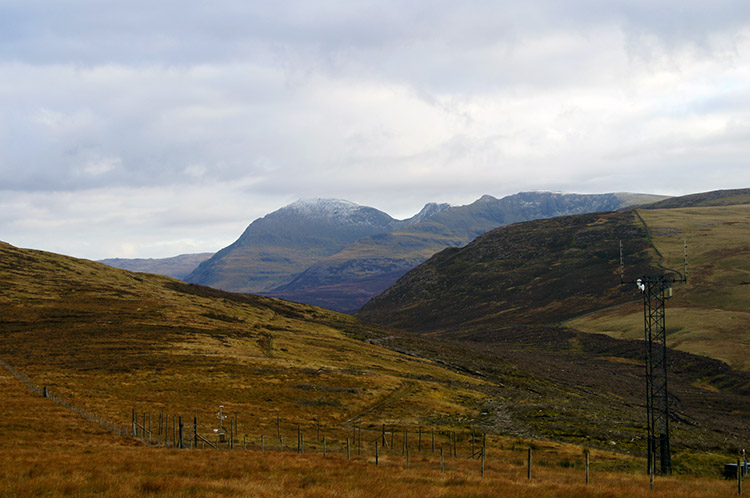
[184,199,402,293]
[358,209,655,331]
[353,189,750,454]
[267,192,666,312]
[358,189,750,371]
[0,240,485,431]
[2,239,748,457]
[568,199,750,370]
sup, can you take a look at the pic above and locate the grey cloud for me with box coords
[1,0,749,258]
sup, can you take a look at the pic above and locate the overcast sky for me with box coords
[2,1,749,259]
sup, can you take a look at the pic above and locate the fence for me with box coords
[1,358,746,493]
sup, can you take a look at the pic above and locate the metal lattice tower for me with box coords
[621,240,687,477]
[641,276,672,476]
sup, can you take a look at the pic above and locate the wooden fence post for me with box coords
[585,449,590,484]
[323,437,327,457]
[346,437,350,460]
[375,441,379,466]
[440,446,444,472]
[527,447,532,480]
[481,433,486,478]
[432,428,435,453]
[178,416,183,449]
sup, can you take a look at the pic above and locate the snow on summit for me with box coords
[281,198,394,227]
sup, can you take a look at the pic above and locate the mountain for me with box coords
[358,188,750,371]
[265,191,666,312]
[99,252,213,279]
[184,199,402,293]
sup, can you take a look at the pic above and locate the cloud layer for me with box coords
[2,1,749,258]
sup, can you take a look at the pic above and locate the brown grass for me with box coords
[0,367,740,497]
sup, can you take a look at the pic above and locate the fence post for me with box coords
[323,437,327,457]
[527,447,532,480]
[375,441,379,466]
[346,437,350,460]
[585,449,590,484]
[178,416,184,449]
[432,428,435,453]
[440,446,444,472]
[194,412,198,450]
[481,433,486,478]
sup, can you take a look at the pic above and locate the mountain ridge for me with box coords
[106,191,668,313]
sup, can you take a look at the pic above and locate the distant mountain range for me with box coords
[102,191,667,312]
[98,253,213,280]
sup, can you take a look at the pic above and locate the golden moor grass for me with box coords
[0,368,740,497]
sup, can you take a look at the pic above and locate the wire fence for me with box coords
[1,357,747,492]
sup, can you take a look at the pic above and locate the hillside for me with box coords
[358,189,750,371]
[354,188,750,455]
[0,241,486,433]
[568,198,750,370]
[264,192,666,312]
[0,355,734,497]
[358,209,656,332]
[2,240,748,461]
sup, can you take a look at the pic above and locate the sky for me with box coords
[1,1,749,259]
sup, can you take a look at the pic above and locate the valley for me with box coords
[1,188,748,496]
